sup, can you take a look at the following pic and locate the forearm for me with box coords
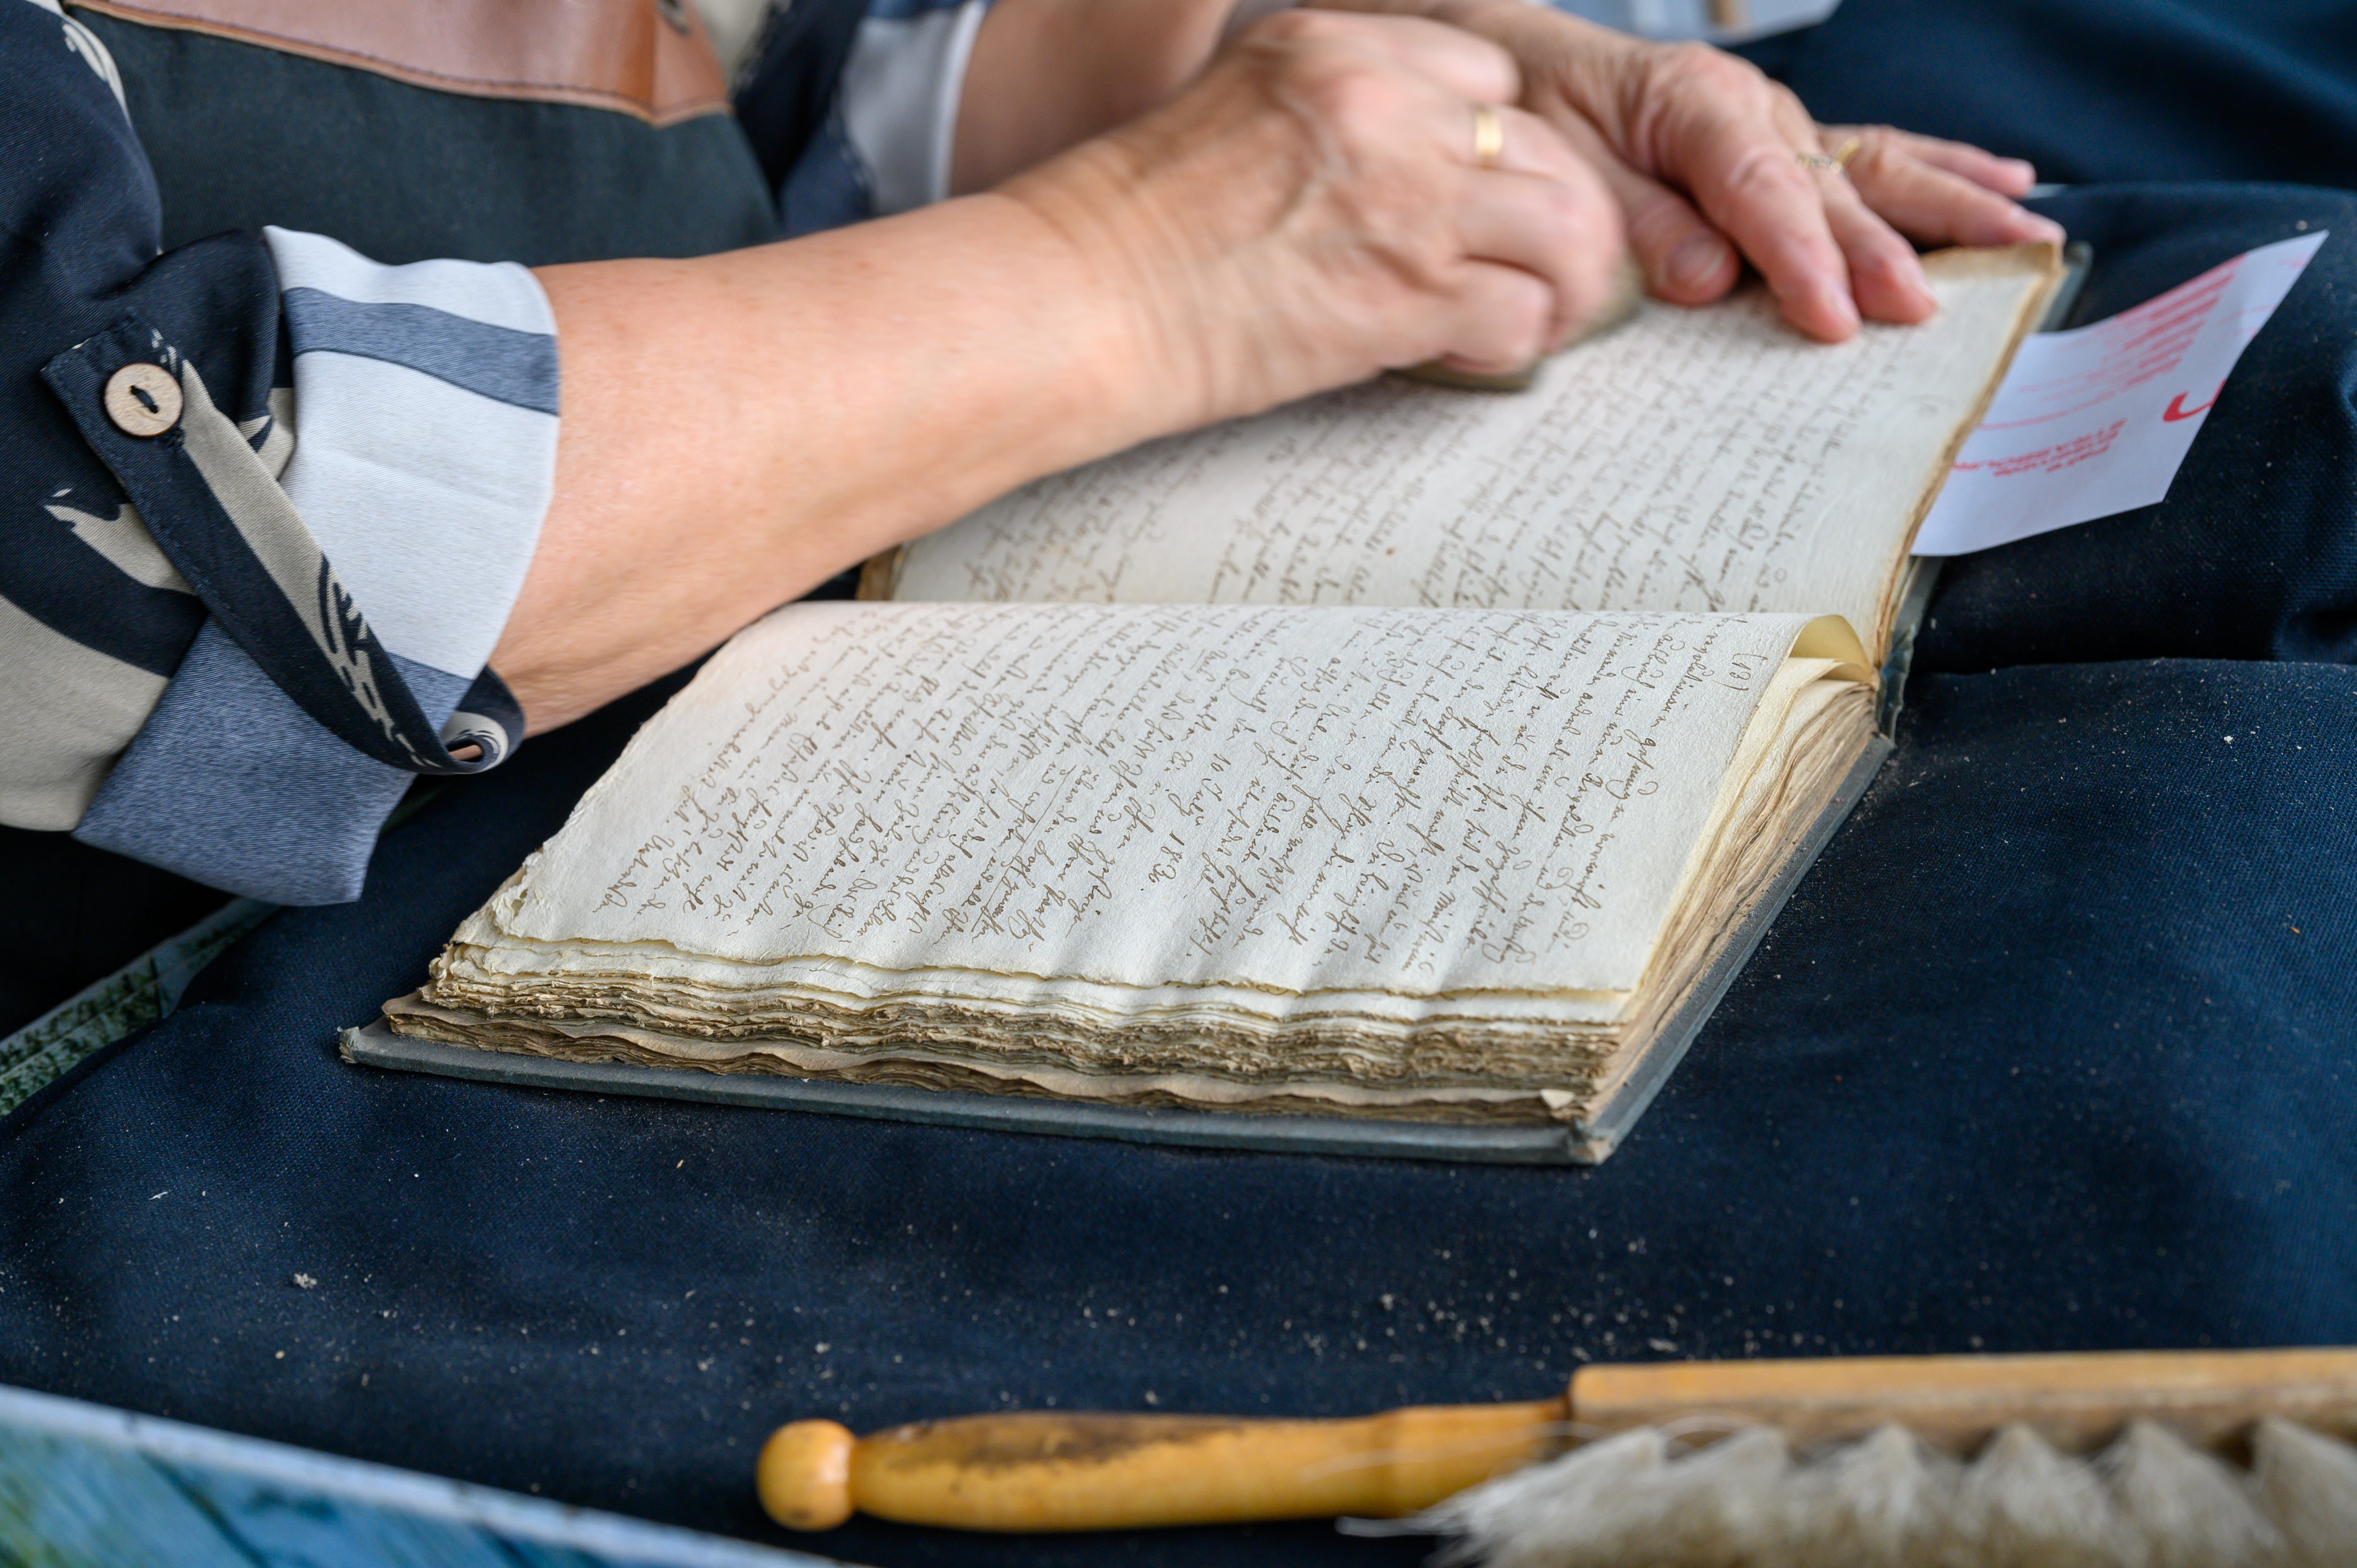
[497,194,1152,733]
[499,13,1617,736]
[951,0,1236,192]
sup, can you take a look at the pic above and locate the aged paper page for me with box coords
[482,602,1829,1012]
[890,248,2055,653]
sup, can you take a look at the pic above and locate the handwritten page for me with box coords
[483,602,1827,1013]
[891,248,2054,655]
[1915,232,2327,554]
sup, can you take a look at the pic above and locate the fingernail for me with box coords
[1813,283,1859,337]
[1665,234,1731,293]
[2015,212,2067,244]
[1999,157,2036,184]
[1903,256,1938,313]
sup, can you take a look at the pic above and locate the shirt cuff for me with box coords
[72,230,557,905]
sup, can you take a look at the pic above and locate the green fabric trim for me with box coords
[0,899,273,1118]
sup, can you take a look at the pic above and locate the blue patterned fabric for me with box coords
[3,0,791,1028]
[2,0,552,906]
[0,1383,828,1568]
[3,0,982,913]
[0,0,860,1030]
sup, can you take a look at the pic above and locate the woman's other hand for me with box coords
[1322,0,2064,341]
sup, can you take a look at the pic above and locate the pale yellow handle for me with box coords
[757,1400,1564,1532]
[757,1347,2357,1533]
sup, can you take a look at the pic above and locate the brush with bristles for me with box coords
[756,1346,2357,1566]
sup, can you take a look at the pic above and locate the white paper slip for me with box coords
[1914,230,2329,556]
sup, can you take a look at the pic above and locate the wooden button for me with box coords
[104,362,181,438]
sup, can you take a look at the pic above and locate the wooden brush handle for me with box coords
[757,1399,1564,1531]
[1573,1345,2357,1454]
[757,1347,2357,1533]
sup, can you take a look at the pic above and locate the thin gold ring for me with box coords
[1471,103,1505,170]
[1799,135,1864,175]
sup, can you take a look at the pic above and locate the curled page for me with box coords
[410,602,1876,1129]
[478,603,1844,1006]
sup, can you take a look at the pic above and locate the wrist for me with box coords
[983,158,1217,451]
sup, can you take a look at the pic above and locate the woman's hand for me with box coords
[1318,0,2064,341]
[1001,10,1626,426]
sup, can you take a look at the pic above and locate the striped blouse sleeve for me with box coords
[2,0,552,906]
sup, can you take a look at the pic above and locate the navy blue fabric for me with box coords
[1914,184,2357,674]
[778,112,878,238]
[78,11,779,266]
[734,0,878,200]
[1753,0,2357,190]
[0,2,274,685]
[0,826,226,1038]
[1,4,282,1022]
[0,657,2351,1566]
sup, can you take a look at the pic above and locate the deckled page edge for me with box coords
[1576,731,1891,1157]
[855,546,905,601]
[1868,240,2066,657]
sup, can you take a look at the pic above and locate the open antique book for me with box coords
[360,244,2060,1163]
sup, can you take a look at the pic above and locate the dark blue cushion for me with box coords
[1761,0,2357,191]
[1,652,2351,1568]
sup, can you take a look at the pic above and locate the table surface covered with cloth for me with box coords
[4,2,2356,1565]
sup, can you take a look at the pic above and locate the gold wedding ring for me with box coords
[1797,135,1863,175]
[1471,103,1505,170]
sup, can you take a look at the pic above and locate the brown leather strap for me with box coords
[72,0,733,125]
